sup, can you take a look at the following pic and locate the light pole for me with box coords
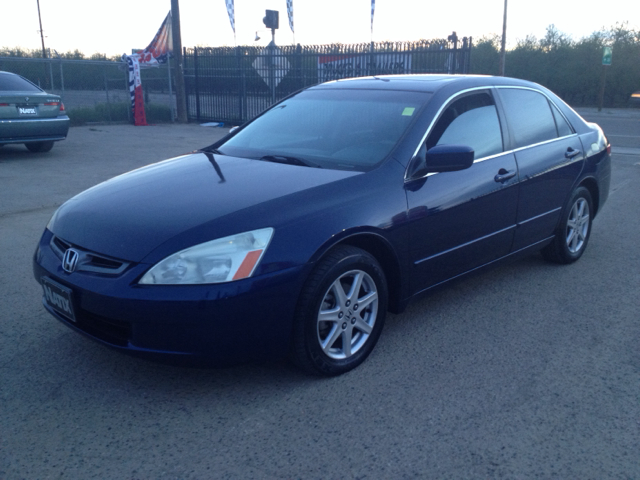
[499,0,508,76]
[170,0,188,123]
[36,0,47,59]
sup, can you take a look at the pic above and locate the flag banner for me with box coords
[125,55,148,126]
[371,0,375,33]
[121,11,172,125]
[136,11,173,65]
[318,53,412,83]
[225,0,235,34]
[286,0,294,33]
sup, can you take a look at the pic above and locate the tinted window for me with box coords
[551,102,573,137]
[427,92,503,159]
[499,88,557,148]
[0,73,42,92]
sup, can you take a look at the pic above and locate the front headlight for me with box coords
[139,228,274,285]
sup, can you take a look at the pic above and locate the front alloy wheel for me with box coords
[291,245,388,376]
[317,269,379,360]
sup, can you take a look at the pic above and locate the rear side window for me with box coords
[427,92,503,159]
[499,88,559,149]
[551,102,574,137]
[0,73,42,92]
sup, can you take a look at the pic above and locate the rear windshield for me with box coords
[218,88,431,171]
[0,73,43,92]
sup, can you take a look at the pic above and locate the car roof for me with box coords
[311,74,538,93]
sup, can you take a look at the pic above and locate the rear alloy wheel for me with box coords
[25,141,54,153]
[542,186,593,264]
[291,245,388,376]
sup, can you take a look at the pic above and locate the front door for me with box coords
[406,90,519,294]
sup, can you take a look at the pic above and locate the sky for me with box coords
[2,0,638,57]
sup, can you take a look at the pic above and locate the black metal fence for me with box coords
[184,34,472,124]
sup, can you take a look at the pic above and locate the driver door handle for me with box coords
[565,148,582,159]
[494,168,516,183]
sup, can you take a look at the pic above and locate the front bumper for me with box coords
[33,229,306,365]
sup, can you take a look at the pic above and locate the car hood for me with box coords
[49,152,361,262]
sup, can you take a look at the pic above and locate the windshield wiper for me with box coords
[259,155,320,168]
[200,147,224,155]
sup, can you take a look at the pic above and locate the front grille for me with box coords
[50,235,130,276]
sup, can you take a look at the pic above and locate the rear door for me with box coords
[495,87,584,251]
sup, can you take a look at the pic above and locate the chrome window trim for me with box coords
[404,86,504,182]
[404,85,580,183]
[510,132,579,153]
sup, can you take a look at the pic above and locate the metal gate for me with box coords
[183,34,472,124]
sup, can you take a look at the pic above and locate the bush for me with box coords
[67,102,172,126]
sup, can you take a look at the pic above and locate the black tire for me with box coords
[542,186,593,264]
[25,141,55,153]
[291,245,388,376]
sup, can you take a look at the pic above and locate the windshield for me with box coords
[217,88,431,171]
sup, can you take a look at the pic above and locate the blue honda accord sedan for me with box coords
[34,75,611,375]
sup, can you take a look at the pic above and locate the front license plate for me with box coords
[42,277,76,322]
[18,106,37,115]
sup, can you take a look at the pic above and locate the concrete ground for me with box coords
[1,115,639,479]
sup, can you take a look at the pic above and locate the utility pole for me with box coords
[171,0,188,123]
[36,0,47,58]
[499,0,508,76]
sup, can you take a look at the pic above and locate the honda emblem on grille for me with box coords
[62,248,79,273]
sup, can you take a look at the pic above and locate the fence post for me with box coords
[59,59,65,102]
[194,48,201,121]
[103,67,112,122]
[448,32,459,74]
[463,37,472,74]
[167,60,175,122]
[295,44,302,90]
[48,57,54,92]
[268,42,276,104]
[236,47,243,123]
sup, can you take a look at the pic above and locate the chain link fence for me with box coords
[0,56,176,124]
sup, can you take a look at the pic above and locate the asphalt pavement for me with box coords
[1,115,639,479]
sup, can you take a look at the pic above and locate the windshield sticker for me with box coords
[402,107,415,116]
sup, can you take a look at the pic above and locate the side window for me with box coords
[427,92,503,160]
[551,102,574,137]
[499,88,558,148]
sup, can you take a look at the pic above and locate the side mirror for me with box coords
[425,144,474,172]
[408,144,475,179]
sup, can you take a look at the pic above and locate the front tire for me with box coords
[291,246,388,376]
[25,141,54,153]
[542,186,593,264]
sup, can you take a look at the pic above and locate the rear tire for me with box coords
[542,186,593,264]
[25,141,54,153]
[291,245,388,376]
